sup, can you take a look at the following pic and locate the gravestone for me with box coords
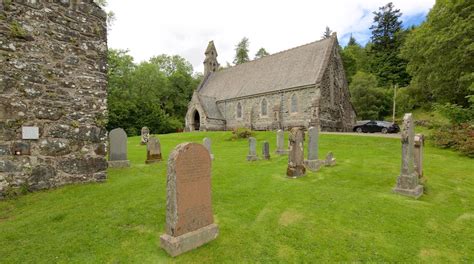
[304,126,323,171]
[247,137,258,161]
[203,138,214,160]
[146,137,162,164]
[324,152,336,166]
[160,143,219,257]
[394,113,423,198]
[414,134,425,184]
[275,129,288,155]
[262,141,270,160]
[108,128,130,168]
[287,127,306,178]
[141,127,150,145]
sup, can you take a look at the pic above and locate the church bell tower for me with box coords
[204,41,219,76]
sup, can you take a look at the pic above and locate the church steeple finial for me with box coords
[204,41,219,76]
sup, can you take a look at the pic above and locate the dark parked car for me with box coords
[353,120,400,134]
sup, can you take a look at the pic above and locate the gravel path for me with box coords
[321,132,400,138]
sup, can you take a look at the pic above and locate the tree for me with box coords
[347,34,358,46]
[254,48,270,59]
[401,0,474,107]
[233,37,250,65]
[349,72,392,120]
[369,2,410,87]
[107,50,201,135]
[340,35,371,84]
[322,26,333,39]
[149,55,193,77]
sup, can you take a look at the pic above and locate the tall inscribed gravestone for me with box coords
[0,0,108,198]
[160,143,219,257]
[394,113,423,198]
[287,127,306,178]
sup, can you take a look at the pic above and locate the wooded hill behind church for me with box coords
[185,33,357,132]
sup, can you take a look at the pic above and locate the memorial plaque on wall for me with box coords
[22,126,39,140]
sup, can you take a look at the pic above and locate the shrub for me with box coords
[434,103,474,125]
[230,127,254,140]
[431,123,474,157]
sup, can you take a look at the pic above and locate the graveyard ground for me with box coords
[1,131,473,263]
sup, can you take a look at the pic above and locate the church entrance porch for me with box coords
[193,110,201,131]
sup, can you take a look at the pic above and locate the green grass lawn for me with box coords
[1,132,473,263]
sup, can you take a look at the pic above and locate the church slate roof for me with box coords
[198,37,335,101]
[196,93,224,120]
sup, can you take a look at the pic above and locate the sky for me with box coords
[106,0,435,73]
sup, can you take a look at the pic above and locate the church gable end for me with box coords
[318,33,356,131]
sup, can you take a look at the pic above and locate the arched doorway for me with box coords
[193,110,200,131]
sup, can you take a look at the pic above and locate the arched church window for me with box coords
[237,102,242,119]
[261,98,268,116]
[291,94,298,113]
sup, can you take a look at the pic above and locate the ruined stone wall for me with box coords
[0,0,108,198]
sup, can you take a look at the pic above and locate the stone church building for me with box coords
[185,33,356,132]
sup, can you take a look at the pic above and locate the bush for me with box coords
[431,123,474,157]
[230,127,254,140]
[434,103,474,125]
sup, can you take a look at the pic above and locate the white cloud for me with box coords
[106,0,434,73]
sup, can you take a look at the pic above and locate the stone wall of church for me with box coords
[318,40,356,132]
[0,0,108,198]
[218,86,319,131]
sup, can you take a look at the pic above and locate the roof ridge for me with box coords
[217,37,333,73]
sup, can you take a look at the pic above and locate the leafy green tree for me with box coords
[401,0,474,107]
[349,72,392,120]
[254,48,270,59]
[149,55,193,77]
[341,36,371,83]
[107,49,200,135]
[233,37,250,65]
[369,2,410,87]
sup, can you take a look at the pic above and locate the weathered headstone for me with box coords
[247,137,258,161]
[145,137,162,164]
[414,134,425,184]
[304,126,323,171]
[203,137,214,160]
[108,128,130,168]
[262,141,270,160]
[324,152,336,166]
[275,129,288,155]
[394,113,423,198]
[141,127,150,145]
[287,127,306,178]
[160,143,219,257]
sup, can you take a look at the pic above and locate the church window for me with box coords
[237,102,242,119]
[261,98,268,116]
[291,94,298,113]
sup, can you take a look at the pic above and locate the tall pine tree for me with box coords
[322,26,333,39]
[255,48,270,59]
[233,37,250,65]
[369,2,410,87]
